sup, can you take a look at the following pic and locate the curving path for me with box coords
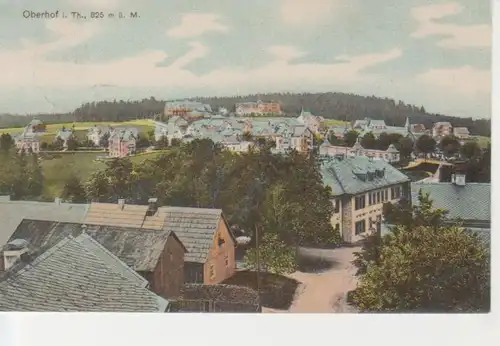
[263,246,360,313]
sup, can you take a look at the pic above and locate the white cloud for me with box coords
[0,29,403,90]
[280,0,355,25]
[267,45,307,61]
[168,42,210,70]
[12,19,101,64]
[411,2,491,49]
[167,13,228,38]
[416,65,491,95]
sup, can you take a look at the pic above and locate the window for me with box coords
[368,193,372,205]
[391,186,401,200]
[355,220,366,235]
[354,195,366,210]
[333,199,340,213]
[224,255,229,267]
[209,265,216,279]
[384,189,388,201]
[376,191,381,203]
[217,234,225,248]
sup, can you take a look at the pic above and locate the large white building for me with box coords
[321,156,411,243]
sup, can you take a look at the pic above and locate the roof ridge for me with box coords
[74,233,149,287]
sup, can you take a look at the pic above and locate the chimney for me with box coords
[146,198,158,216]
[452,173,466,186]
[118,198,125,210]
[3,239,29,271]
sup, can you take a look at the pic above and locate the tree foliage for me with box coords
[344,130,359,147]
[82,139,341,270]
[61,174,87,203]
[415,134,436,157]
[460,141,481,160]
[0,133,13,151]
[439,135,461,157]
[243,232,297,275]
[0,150,43,200]
[360,132,377,149]
[351,191,490,312]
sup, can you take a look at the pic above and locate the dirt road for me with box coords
[263,246,360,313]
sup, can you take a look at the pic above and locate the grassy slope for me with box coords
[40,150,167,200]
[1,119,155,136]
[324,119,350,126]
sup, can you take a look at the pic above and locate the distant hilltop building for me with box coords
[164,100,212,119]
[235,100,282,116]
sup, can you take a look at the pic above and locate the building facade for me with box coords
[321,156,411,243]
[320,138,400,163]
[453,127,470,139]
[87,125,112,147]
[235,100,282,116]
[108,129,137,157]
[432,122,453,138]
[82,201,237,285]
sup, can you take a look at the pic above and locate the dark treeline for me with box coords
[0,92,491,136]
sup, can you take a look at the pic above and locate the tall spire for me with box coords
[405,117,411,132]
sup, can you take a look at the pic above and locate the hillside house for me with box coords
[320,156,411,243]
[87,125,112,146]
[5,219,187,298]
[296,109,325,134]
[108,129,137,157]
[354,117,424,141]
[432,122,453,138]
[328,125,351,139]
[453,127,470,139]
[320,138,400,163]
[82,200,237,285]
[14,132,40,153]
[54,129,73,149]
[0,233,169,312]
[26,119,47,133]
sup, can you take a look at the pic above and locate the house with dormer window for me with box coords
[321,156,411,243]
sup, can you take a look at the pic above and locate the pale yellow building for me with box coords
[321,156,411,243]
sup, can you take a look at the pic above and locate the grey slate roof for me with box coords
[8,220,185,272]
[320,156,411,196]
[411,182,491,222]
[0,233,169,312]
[161,207,226,263]
[0,198,89,247]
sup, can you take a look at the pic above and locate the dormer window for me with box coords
[217,234,225,248]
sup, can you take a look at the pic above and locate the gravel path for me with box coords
[263,246,360,313]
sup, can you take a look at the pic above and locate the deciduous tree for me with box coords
[415,134,436,158]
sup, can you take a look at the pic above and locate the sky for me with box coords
[0,0,491,119]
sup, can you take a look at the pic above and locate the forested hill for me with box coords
[0,92,491,136]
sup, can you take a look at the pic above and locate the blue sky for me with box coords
[0,0,491,118]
